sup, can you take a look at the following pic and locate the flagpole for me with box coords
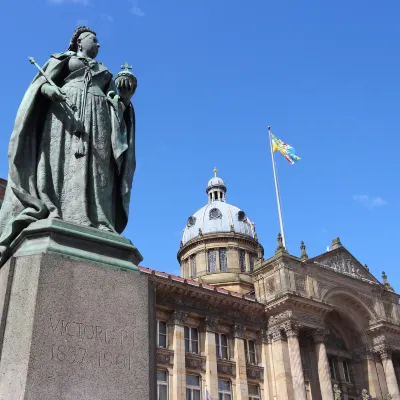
[268,126,287,248]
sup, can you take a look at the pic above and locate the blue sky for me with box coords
[0,0,399,289]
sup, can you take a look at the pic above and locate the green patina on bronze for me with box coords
[0,26,141,267]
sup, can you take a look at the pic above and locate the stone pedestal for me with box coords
[0,219,156,400]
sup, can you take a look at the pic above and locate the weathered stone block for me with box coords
[0,222,155,400]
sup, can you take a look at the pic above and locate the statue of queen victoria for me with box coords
[0,26,138,260]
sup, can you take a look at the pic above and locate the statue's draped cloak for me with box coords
[0,52,136,257]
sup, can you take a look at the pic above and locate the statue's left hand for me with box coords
[116,77,135,106]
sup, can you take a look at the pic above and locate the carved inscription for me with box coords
[49,317,135,371]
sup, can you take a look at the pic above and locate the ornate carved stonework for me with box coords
[269,310,293,327]
[333,384,342,400]
[312,328,329,344]
[157,351,172,365]
[269,327,285,342]
[294,312,323,327]
[284,322,301,338]
[375,344,392,360]
[204,316,219,332]
[256,329,269,345]
[185,355,205,371]
[168,310,188,326]
[217,360,236,376]
[232,323,246,339]
[361,389,370,400]
[246,365,263,380]
[157,293,264,326]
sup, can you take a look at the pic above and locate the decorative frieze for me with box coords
[269,310,293,327]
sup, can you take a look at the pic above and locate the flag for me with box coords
[204,388,213,400]
[271,133,301,165]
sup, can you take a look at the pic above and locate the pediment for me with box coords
[309,247,381,285]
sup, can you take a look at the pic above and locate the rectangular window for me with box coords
[191,254,197,277]
[219,248,227,271]
[244,339,257,365]
[248,384,261,400]
[343,360,351,383]
[186,375,201,400]
[215,333,229,359]
[184,326,199,354]
[157,370,168,400]
[218,379,232,400]
[249,255,254,272]
[328,357,337,380]
[239,249,246,272]
[208,250,217,273]
[157,320,167,349]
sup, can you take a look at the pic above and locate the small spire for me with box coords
[300,241,308,261]
[275,233,287,254]
[331,237,342,250]
[382,271,394,291]
[213,167,218,177]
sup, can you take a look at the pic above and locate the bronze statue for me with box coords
[0,26,137,262]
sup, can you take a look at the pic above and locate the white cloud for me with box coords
[129,0,145,16]
[352,195,388,209]
[49,0,90,5]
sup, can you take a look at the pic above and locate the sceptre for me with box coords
[28,57,77,112]
[28,57,86,157]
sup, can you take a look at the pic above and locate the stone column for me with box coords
[377,345,400,400]
[284,323,307,400]
[270,327,294,400]
[203,317,219,399]
[361,349,384,399]
[169,310,188,400]
[312,329,334,400]
[232,323,249,400]
[259,330,273,400]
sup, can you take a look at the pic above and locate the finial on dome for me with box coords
[213,168,218,177]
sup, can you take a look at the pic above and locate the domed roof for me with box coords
[182,201,255,245]
[182,169,255,245]
[207,176,225,188]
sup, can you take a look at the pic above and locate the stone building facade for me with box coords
[143,171,400,400]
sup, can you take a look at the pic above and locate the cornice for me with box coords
[265,293,333,316]
[177,232,262,261]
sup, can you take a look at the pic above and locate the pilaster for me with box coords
[232,323,248,400]
[259,330,273,400]
[203,317,219,398]
[168,310,188,400]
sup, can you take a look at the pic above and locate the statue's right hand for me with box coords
[41,85,66,103]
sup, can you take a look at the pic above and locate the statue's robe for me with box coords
[0,52,136,261]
